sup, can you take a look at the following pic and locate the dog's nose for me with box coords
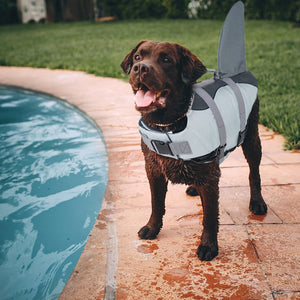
[133,62,150,77]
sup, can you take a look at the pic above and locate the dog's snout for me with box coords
[133,62,150,77]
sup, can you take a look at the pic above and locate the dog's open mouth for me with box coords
[134,84,169,109]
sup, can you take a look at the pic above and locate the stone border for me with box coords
[0,67,134,299]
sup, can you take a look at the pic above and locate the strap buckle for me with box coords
[151,140,174,156]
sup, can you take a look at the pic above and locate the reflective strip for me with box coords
[221,77,246,132]
[169,141,192,156]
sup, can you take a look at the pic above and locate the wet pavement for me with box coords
[1,67,299,300]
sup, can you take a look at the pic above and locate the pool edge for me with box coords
[0,67,135,300]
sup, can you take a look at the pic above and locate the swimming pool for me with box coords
[0,86,108,300]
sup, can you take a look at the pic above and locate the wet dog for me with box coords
[121,40,267,260]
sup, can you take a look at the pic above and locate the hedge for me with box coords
[1,0,299,25]
[99,0,300,22]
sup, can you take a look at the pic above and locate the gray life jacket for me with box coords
[139,71,257,163]
[138,1,256,164]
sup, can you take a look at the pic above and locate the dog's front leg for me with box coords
[195,181,219,261]
[138,155,168,240]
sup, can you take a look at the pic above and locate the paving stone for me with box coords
[220,186,283,224]
[116,224,273,299]
[248,224,300,292]
[263,184,300,224]
[220,164,300,187]
[221,146,274,167]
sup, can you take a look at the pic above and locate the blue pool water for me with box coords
[0,86,108,300]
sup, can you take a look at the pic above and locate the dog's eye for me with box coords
[134,54,141,61]
[161,55,171,64]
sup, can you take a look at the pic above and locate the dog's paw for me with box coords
[138,225,160,240]
[197,244,218,261]
[186,186,199,196]
[249,199,267,215]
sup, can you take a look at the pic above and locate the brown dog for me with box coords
[121,40,267,261]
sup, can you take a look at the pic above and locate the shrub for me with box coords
[0,0,18,24]
[98,0,166,19]
[162,0,189,18]
[190,0,300,22]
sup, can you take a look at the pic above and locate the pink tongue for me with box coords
[135,90,156,107]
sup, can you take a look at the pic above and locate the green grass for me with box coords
[0,19,299,149]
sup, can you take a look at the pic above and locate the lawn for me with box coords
[0,19,299,149]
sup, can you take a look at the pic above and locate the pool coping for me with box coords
[1,67,299,300]
[0,67,131,299]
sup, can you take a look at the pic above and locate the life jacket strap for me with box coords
[193,86,227,162]
[220,77,247,146]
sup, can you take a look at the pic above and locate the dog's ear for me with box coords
[176,44,206,84]
[121,40,146,75]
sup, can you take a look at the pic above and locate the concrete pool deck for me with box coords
[0,67,299,300]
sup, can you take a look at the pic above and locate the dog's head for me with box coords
[121,40,206,122]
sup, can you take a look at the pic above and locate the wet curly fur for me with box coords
[121,40,267,261]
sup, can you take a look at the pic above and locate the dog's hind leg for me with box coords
[242,98,267,215]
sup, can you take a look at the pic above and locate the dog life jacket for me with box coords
[139,1,256,164]
[139,71,257,163]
